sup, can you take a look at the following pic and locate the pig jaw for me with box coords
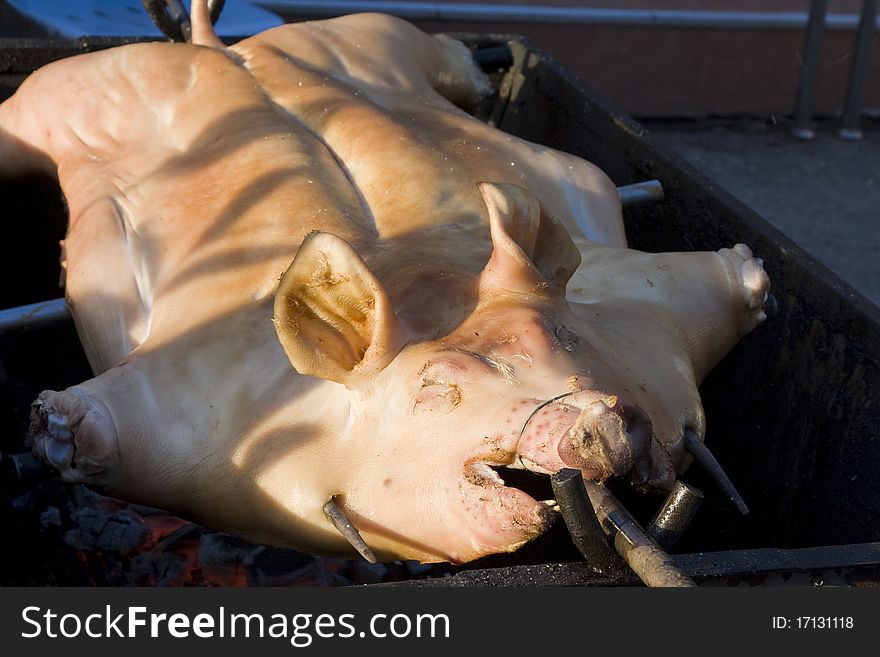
[453,396,656,562]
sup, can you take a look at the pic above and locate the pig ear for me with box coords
[273,232,403,386]
[477,182,581,294]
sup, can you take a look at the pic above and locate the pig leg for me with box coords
[63,197,151,373]
[234,13,491,108]
[0,52,96,176]
[29,200,154,485]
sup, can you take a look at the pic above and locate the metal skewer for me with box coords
[684,428,749,515]
[1,451,54,486]
[323,497,377,563]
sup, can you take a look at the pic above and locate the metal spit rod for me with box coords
[0,298,70,334]
[550,469,622,574]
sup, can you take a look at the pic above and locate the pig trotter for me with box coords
[27,388,121,486]
[683,428,749,515]
[323,497,378,563]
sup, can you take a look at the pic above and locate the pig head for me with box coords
[269,182,768,562]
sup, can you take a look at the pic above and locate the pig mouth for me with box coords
[459,393,655,555]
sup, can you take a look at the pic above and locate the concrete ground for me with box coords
[644,118,880,307]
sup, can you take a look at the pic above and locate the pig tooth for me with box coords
[471,462,506,485]
[323,498,377,563]
[508,455,554,475]
[539,499,559,512]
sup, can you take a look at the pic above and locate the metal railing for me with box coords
[256,1,880,30]
[792,0,878,140]
[260,2,878,139]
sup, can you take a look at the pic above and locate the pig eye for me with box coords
[413,359,465,413]
[413,377,462,413]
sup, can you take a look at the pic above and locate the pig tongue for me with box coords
[515,397,647,482]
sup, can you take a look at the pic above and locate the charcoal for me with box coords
[244,546,315,586]
[39,505,60,528]
[9,490,35,514]
[65,506,149,554]
[346,560,388,585]
[198,533,250,585]
[404,560,434,576]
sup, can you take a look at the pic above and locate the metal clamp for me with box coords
[552,468,697,587]
[141,0,226,43]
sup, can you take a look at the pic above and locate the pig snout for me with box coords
[515,393,653,483]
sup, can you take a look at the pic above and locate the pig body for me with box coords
[1,11,769,563]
